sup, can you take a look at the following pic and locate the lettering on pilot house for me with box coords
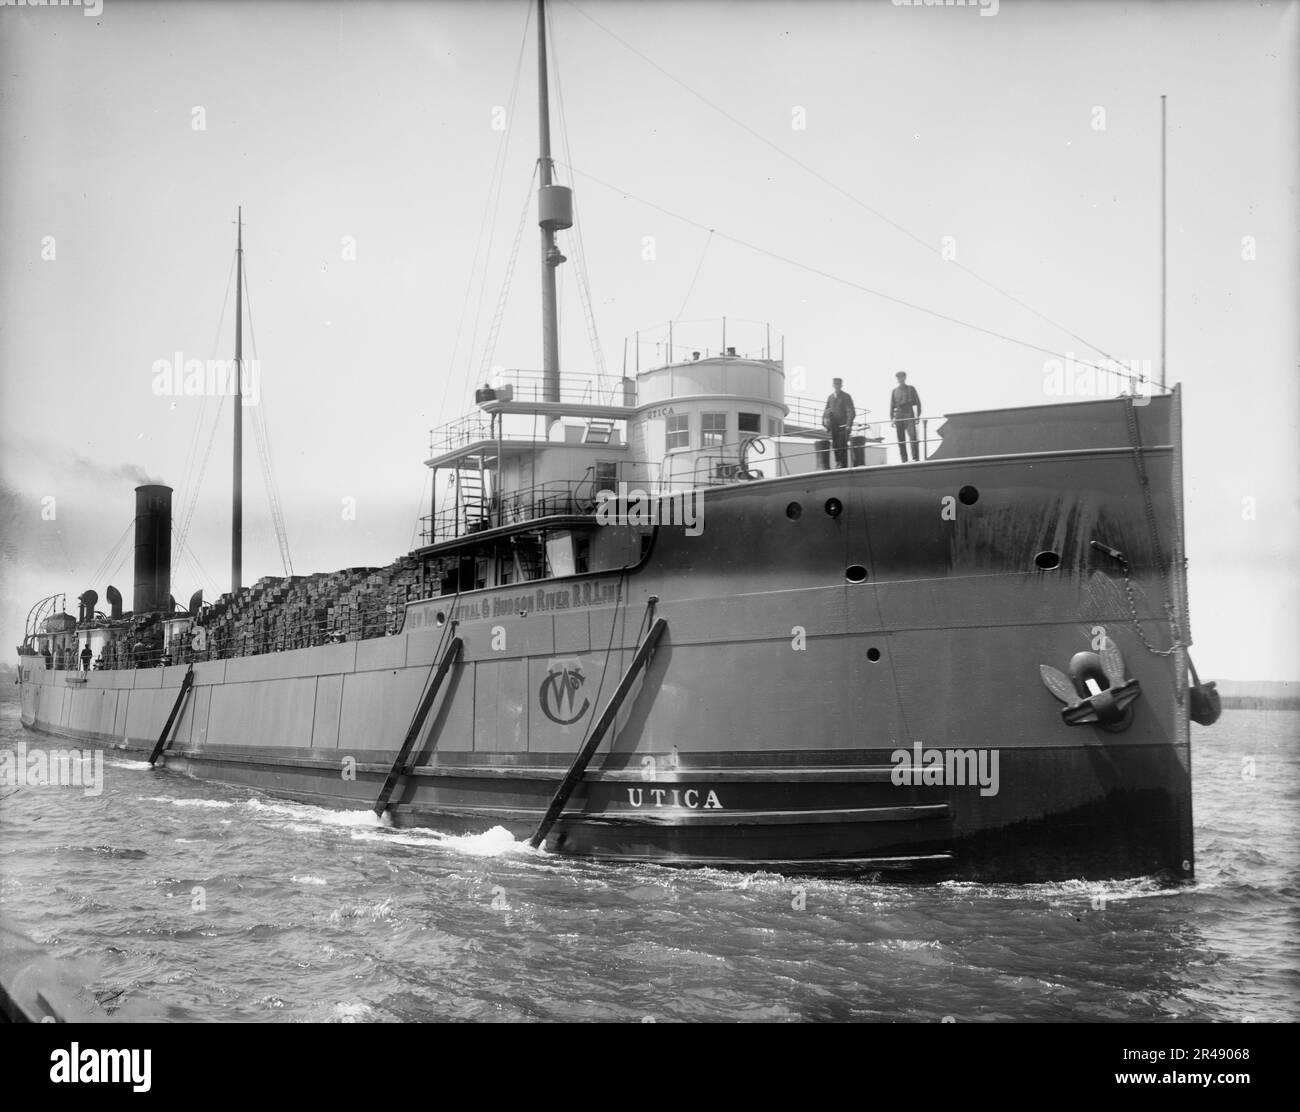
[626,787,723,809]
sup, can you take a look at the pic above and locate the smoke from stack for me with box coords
[133,484,172,614]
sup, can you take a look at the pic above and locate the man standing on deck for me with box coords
[822,378,856,468]
[890,371,922,462]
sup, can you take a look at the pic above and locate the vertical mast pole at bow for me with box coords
[232,206,243,595]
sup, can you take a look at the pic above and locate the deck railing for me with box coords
[419,477,606,546]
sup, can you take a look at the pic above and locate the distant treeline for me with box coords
[1217,695,1300,711]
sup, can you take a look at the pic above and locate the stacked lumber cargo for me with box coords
[193,555,428,660]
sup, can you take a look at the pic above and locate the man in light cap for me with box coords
[890,371,922,462]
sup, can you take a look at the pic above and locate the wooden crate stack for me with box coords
[197,553,430,658]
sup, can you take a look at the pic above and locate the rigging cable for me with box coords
[240,256,294,577]
[560,161,1156,389]
[172,393,228,568]
[563,0,1121,368]
[478,164,540,382]
[445,1,534,414]
[674,229,715,324]
[89,520,135,587]
[182,537,220,598]
[409,465,432,552]
[172,249,237,575]
[547,3,611,398]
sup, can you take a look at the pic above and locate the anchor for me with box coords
[1039,638,1141,733]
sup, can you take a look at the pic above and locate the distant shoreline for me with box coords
[1211,681,1298,712]
[1216,696,1300,711]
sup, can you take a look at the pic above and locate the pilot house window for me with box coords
[594,460,618,490]
[666,414,690,451]
[702,412,727,448]
[738,412,761,434]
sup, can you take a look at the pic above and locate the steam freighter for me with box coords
[14,0,1217,881]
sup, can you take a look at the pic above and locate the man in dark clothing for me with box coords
[890,371,922,462]
[822,378,856,468]
[80,644,92,672]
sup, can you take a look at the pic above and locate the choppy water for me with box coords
[1,700,1296,1022]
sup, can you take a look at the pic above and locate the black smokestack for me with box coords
[133,484,172,614]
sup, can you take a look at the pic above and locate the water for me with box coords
[1,699,1296,1022]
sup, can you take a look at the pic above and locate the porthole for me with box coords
[958,485,979,506]
[866,647,881,662]
[824,497,843,518]
[1034,550,1061,571]
[435,611,446,626]
[846,564,868,583]
[786,501,803,520]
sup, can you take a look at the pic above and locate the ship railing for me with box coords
[428,374,635,457]
[428,412,497,456]
[490,368,630,407]
[419,477,609,546]
[82,603,424,667]
[775,418,937,467]
[679,419,937,483]
[782,394,829,430]
[627,317,785,368]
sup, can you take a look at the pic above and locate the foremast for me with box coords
[535,0,571,417]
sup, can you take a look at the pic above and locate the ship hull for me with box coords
[16,396,1196,882]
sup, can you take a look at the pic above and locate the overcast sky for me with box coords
[1,0,1296,680]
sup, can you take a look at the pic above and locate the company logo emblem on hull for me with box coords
[539,658,591,725]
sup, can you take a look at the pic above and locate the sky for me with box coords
[1,0,1296,680]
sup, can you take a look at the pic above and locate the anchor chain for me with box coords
[1119,397,1189,656]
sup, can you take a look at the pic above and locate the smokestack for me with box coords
[133,484,172,615]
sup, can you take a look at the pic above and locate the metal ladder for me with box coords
[583,418,615,445]
[456,463,487,532]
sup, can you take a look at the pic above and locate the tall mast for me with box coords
[1159,94,1167,393]
[232,206,243,595]
[536,0,570,411]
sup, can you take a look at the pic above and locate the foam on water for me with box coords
[140,797,235,810]
[329,1002,374,1022]
[241,797,382,828]
[106,760,154,771]
[3,706,1295,1022]
[344,822,537,859]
